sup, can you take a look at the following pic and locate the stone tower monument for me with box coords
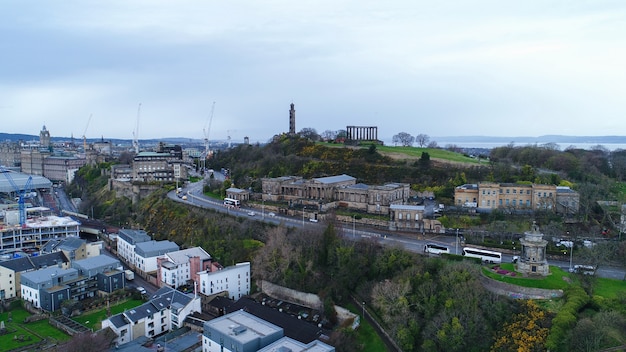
[516,222,549,276]
[289,103,296,135]
[39,125,51,149]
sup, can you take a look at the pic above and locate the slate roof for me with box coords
[21,266,77,285]
[108,314,129,329]
[312,174,355,184]
[0,256,34,272]
[30,251,69,269]
[72,254,120,272]
[117,229,151,245]
[135,240,179,258]
[390,204,425,211]
[40,237,86,254]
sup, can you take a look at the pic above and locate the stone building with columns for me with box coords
[345,126,380,144]
[261,174,410,214]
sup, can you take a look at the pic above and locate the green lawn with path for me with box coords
[72,298,143,331]
[482,263,572,290]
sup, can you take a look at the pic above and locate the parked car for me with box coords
[268,212,276,217]
[248,211,256,216]
[137,286,147,295]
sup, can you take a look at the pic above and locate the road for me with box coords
[175,174,626,280]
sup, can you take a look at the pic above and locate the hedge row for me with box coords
[545,285,589,351]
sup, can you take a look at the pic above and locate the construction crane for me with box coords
[82,113,93,152]
[132,103,141,153]
[203,101,216,159]
[0,167,33,227]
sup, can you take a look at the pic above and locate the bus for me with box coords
[424,243,450,255]
[224,198,241,208]
[462,247,502,263]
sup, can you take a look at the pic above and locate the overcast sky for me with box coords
[2,1,626,144]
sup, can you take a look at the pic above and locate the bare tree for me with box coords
[416,133,430,147]
[321,130,337,141]
[427,140,438,148]
[392,132,415,147]
[298,127,320,141]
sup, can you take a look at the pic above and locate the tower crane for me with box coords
[0,167,33,227]
[82,113,92,152]
[203,101,216,159]
[132,103,141,153]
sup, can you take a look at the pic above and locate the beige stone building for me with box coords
[454,183,579,214]
[261,174,410,214]
[132,151,187,183]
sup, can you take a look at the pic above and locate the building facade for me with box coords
[157,247,212,289]
[198,262,250,300]
[261,174,410,214]
[102,286,201,346]
[454,183,580,214]
[134,240,180,274]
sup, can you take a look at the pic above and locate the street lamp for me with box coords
[456,228,459,255]
[362,301,365,318]
[353,215,356,237]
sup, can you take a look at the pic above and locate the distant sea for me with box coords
[434,141,626,151]
[380,137,626,152]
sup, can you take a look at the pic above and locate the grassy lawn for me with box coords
[483,264,626,300]
[593,277,626,299]
[482,264,573,290]
[0,301,70,351]
[345,302,390,352]
[319,142,481,164]
[376,145,480,163]
[72,299,143,331]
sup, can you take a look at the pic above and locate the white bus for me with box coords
[462,247,502,263]
[424,243,450,255]
[224,198,241,208]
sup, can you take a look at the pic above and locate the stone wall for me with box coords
[480,274,563,299]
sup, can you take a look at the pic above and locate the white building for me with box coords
[198,262,250,300]
[116,229,151,267]
[134,240,179,273]
[157,247,212,289]
[102,286,201,346]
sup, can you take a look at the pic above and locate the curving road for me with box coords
[173,175,626,281]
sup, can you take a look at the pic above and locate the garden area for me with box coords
[72,298,143,331]
[0,301,71,351]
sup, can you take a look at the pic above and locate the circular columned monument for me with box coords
[516,222,549,276]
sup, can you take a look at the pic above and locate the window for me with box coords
[513,189,516,194]
[506,189,510,194]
